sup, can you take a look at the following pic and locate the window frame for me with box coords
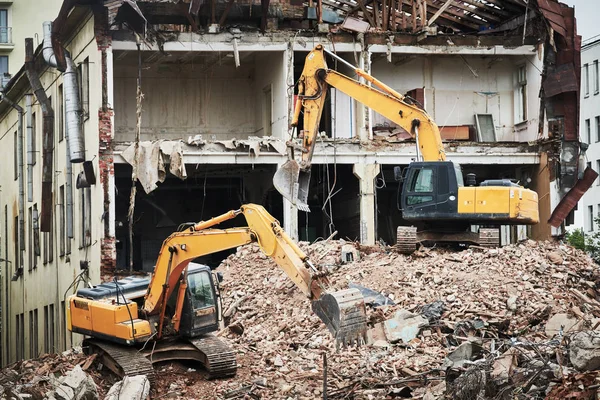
[585,63,590,97]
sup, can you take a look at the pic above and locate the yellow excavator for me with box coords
[274,45,539,252]
[67,204,366,380]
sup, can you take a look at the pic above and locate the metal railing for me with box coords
[0,27,12,44]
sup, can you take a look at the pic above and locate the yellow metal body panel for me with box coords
[69,296,152,342]
[457,187,476,213]
[474,187,511,214]
[457,187,539,224]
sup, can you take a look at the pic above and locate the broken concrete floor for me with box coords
[3,239,600,399]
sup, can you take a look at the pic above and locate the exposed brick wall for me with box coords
[100,237,116,277]
[99,106,115,278]
[95,5,117,278]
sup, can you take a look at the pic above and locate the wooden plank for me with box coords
[439,126,470,140]
[354,0,376,27]
[411,0,416,31]
[391,0,397,31]
[373,0,380,28]
[218,0,236,26]
[427,0,452,27]
[382,0,388,30]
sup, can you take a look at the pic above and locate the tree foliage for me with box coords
[566,216,600,264]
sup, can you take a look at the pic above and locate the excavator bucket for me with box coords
[312,288,367,345]
[273,160,311,212]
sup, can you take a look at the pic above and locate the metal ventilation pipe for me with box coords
[25,37,54,232]
[1,94,26,250]
[42,21,84,163]
[26,94,33,202]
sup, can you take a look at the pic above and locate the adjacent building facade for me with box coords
[0,0,582,364]
[0,0,63,76]
[572,36,600,232]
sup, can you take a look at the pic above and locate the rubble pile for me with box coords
[214,239,600,399]
[4,239,600,399]
[0,349,109,400]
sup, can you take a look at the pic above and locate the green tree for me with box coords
[566,216,600,264]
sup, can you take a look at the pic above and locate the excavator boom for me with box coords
[142,204,367,344]
[274,44,446,209]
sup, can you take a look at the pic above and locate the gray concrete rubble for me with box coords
[570,331,600,371]
[51,366,98,400]
[105,375,150,400]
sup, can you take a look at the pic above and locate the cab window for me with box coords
[188,272,215,309]
[409,168,434,192]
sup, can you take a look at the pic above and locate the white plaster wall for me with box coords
[0,14,103,364]
[573,40,600,232]
[113,51,286,141]
[253,52,287,139]
[368,54,543,142]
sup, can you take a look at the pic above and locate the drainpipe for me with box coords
[24,38,54,232]
[25,95,33,202]
[42,21,84,163]
[0,93,25,251]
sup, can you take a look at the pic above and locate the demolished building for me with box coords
[0,0,584,365]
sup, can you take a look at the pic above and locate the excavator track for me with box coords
[83,339,156,384]
[395,226,418,254]
[189,335,237,379]
[478,228,500,248]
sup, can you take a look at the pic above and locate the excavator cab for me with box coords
[400,161,463,220]
[178,264,219,338]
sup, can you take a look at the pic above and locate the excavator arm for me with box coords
[274,44,446,210]
[143,204,367,344]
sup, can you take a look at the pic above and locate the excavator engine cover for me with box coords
[312,288,367,345]
[273,160,311,212]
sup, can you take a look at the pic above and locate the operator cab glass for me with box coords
[453,162,464,187]
[179,263,219,338]
[188,271,215,310]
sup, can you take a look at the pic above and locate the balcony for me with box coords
[0,27,12,49]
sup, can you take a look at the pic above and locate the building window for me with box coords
[49,214,53,263]
[28,207,33,271]
[78,58,90,120]
[0,9,9,44]
[16,313,24,361]
[14,215,19,272]
[0,55,7,76]
[44,306,49,353]
[59,185,65,256]
[29,308,38,359]
[589,205,595,232]
[595,60,599,95]
[597,160,600,185]
[80,187,91,248]
[585,63,590,96]
[44,304,55,353]
[13,131,17,181]
[32,112,36,166]
[61,300,67,351]
[597,116,600,142]
[586,119,591,144]
[58,84,64,142]
[43,231,48,265]
[516,65,527,123]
